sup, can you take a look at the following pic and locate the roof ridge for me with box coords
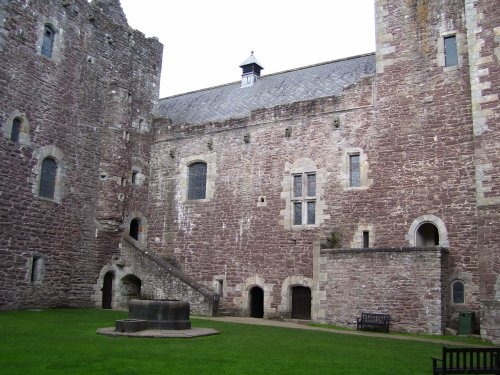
[159,52,375,100]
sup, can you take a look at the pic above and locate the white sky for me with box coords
[119,0,376,98]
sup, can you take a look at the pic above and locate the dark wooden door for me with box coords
[249,287,264,318]
[102,272,113,309]
[291,286,311,319]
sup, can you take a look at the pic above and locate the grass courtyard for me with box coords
[0,309,485,375]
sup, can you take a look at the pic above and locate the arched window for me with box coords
[39,158,57,199]
[10,118,21,142]
[416,222,439,247]
[129,218,141,241]
[452,280,465,304]
[188,162,207,200]
[41,24,55,58]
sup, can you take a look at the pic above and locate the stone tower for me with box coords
[375,0,499,342]
[0,0,162,309]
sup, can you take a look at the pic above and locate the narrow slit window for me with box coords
[131,170,138,185]
[294,202,302,225]
[307,202,315,224]
[363,231,369,248]
[307,174,316,196]
[293,175,302,198]
[444,35,458,67]
[39,158,57,199]
[30,256,43,284]
[11,118,21,142]
[41,25,55,58]
[349,154,360,187]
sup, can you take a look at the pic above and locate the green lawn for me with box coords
[0,309,450,375]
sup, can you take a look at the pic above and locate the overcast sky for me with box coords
[119,0,376,98]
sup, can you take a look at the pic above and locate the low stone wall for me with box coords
[317,247,447,334]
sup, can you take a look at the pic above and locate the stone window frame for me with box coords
[188,161,208,200]
[36,19,63,63]
[130,166,144,187]
[281,158,328,230]
[291,172,317,226]
[451,279,465,305]
[26,253,45,286]
[31,145,66,204]
[124,213,148,245]
[350,224,375,248]
[2,111,31,145]
[406,214,449,247]
[178,153,216,203]
[342,148,371,190]
[437,30,463,70]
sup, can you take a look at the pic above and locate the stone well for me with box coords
[115,299,191,332]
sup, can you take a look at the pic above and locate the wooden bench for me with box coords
[356,312,390,333]
[432,347,500,374]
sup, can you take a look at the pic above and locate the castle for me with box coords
[0,0,498,343]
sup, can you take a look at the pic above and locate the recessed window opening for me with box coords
[452,280,465,304]
[349,154,360,187]
[11,118,21,142]
[444,35,458,67]
[41,24,55,58]
[292,173,316,225]
[188,162,207,200]
[131,170,138,185]
[216,279,223,296]
[30,256,43,284]
[416,222,439,247]
[363,231,369,248]
[39,157,57,199]
[129,218,141,241]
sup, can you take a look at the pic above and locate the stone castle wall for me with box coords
[0,0,161,309]
[464,0,500,344]
[318,247,447,334]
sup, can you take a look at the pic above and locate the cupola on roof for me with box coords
[239,51,264,88]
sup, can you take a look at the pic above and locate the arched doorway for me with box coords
[249,286,264,318]
[121,274,142,306]
[291,286,311,320]
[129,218,141,241]
[102,272,114,309]
[416,222,439,247]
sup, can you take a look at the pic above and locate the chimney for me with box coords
[239,51,263,88]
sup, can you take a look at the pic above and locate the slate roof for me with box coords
[158,53,376,126]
